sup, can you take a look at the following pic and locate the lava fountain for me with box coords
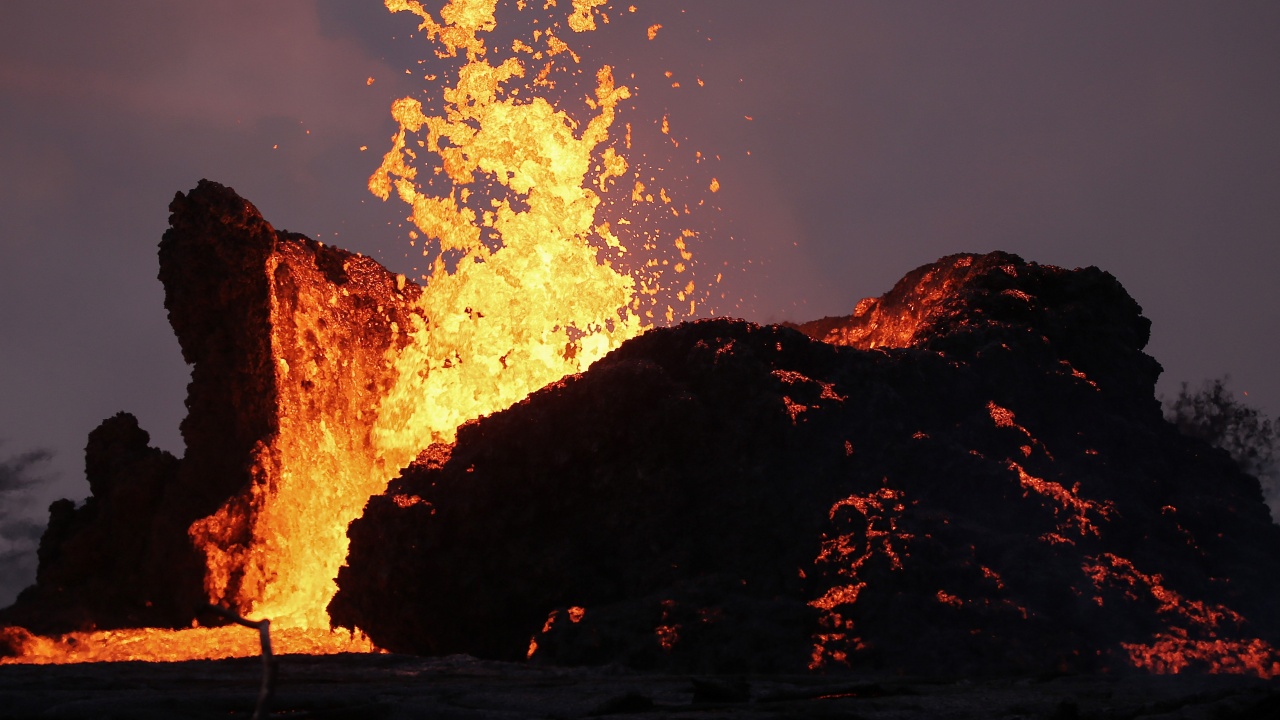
[10,1,1277,681]
[196,0,649,632]
[3,0,707,663]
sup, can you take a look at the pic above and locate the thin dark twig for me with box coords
[203,604,277,720]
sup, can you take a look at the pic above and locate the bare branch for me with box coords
[203,604,276,720]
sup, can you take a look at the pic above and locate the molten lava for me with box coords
[190,0,698,634]
[2,625,372,665]
[4,0,705,664]
[6,6,1279,684]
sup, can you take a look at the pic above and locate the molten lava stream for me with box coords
[2,626,374,665]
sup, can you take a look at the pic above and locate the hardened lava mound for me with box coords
[330,253,1280,677]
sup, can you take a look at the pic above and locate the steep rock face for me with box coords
[160,180,423,620]
[331,254,1280,676]
[2,180,425,630]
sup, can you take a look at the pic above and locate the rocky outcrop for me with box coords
[330,253,1280,676]
[6,180,1278,680]
[0,413,186,632]
[159,180,422,619]
[2,180,424,631]
[788,251,1162,408]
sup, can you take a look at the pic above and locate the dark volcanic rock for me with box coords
[2,180,424,631]
[788,251,1161,409]
[159,179,421,614]
[331,253,1280,677]
[0,413,185,632]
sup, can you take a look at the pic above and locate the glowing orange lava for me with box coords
[202,0,704,633]
[2,625,373,665]
[808,487,912,669]
[6,0,700,665]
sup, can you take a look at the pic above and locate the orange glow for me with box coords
[782,396,808,423]
[1008,460,1113,537]
[568,0,607,32]
[10,0,697,664]
[655,624,679,651]
[1084,553,1243,628]
[204,0,653,631]
[1,626,372,665]
[987,401,1017,428]
[1123,632,1280,677]
[808,583,866,611]
[980,565,1005,589]
[1084,553,1280,676]
[935,590,964,608]
[773,369,845,424]
[809,488,912,669]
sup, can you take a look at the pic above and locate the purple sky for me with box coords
[2,1,1279,603]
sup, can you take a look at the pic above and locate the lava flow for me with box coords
[6,3,1280,681]
[2,0,705,663]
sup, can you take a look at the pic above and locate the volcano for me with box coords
[4,182,1279,678]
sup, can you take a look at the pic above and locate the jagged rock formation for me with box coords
[5,181,1278,679]
[787,252,1159,408]
[330,253,1280,676]
[160,180,422,621]
[0,413,185,632]
[1,180,423,631]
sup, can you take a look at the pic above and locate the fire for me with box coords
[6,0,698,663]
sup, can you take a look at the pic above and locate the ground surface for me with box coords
[2,653,1278,719]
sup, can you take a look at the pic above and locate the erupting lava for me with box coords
[4,0,704,663]
[7,4,1280,683]
[199,0,651,631]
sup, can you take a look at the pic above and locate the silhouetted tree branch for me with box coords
[203,604,276,720]
[1165,377,1277,510]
